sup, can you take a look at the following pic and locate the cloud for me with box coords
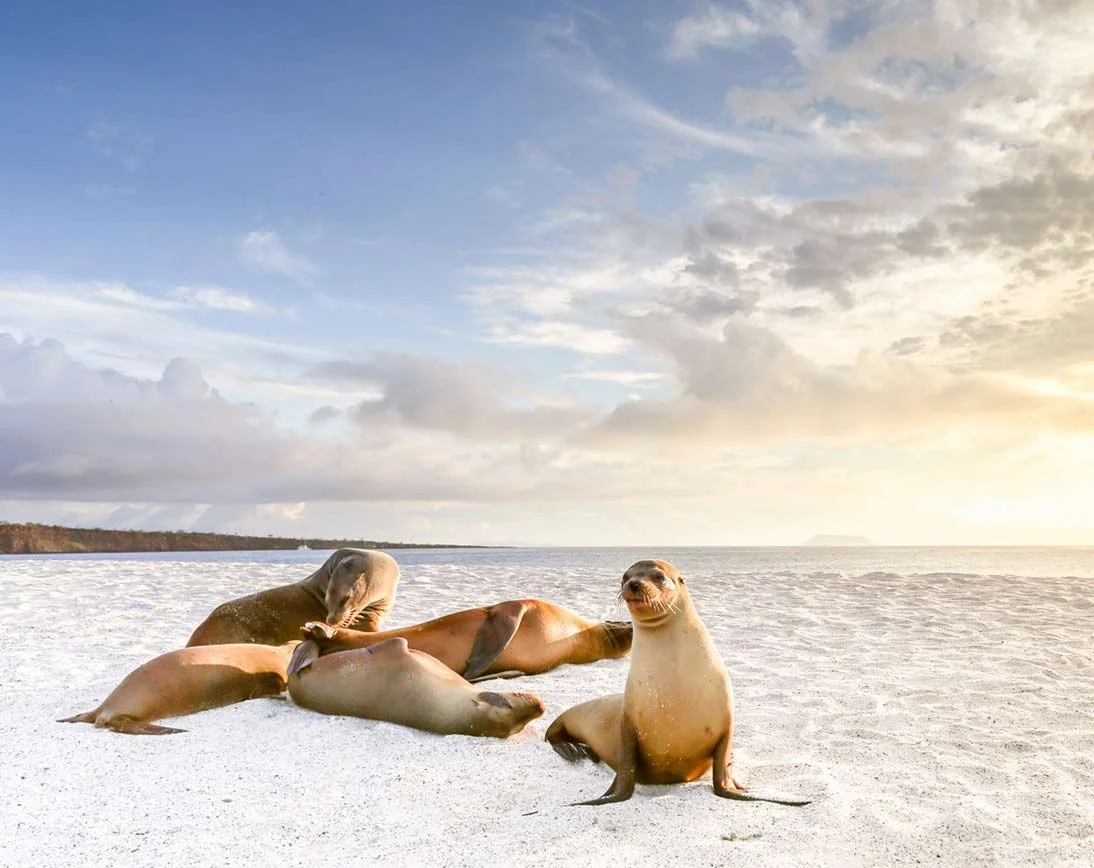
[583,314,1094,449]
[86,121,153,171]
[565,369,665,386]
[585,69,770,156]
[0,335,582,504]
[666,2,762,61]
[4,327,1094,545]
[307,353,594,440]
[0,275,331,407]
[483,320,629,355]
[173,285,272,314]
[238,230,316,282]
[533,15,780,158]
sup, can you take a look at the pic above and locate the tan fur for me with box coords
[59,642,298,735]
[546,560,810,806]
[293,599,631,681]
[287,638,545,738]
[186,549,400,646]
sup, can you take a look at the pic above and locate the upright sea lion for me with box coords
[286,599,632,682]
[186,548,400,647]
[59,642,298,735]
[546,559,811,807]
[287,637,545,738]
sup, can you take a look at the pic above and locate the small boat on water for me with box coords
[296,542,310,551]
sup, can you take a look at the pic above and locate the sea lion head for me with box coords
[619,559,686,627]
[472,690,545,738]
[324,549,381,628]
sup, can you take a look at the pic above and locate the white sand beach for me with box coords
[2,548,1093,867]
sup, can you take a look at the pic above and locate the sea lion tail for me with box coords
[58,709,99,725]
[287,639,321,677]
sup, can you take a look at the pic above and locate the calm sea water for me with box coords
[6,545,1094,579]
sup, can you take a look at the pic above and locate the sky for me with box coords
[1,0,1093,546]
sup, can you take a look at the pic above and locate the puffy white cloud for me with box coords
[238,230,316,282]
[307,353,594,440]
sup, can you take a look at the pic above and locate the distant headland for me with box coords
[0,522,489,555]
[800,534,876,547]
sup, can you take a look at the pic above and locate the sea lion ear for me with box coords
[678,575,686,584]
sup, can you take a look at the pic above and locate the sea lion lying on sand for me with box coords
[59,642,298,735]
[187,548,400,647]
[288,637,545,738]
[287,598,632,683]
[546,559,812,806]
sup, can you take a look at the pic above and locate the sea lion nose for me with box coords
[626,579,641,592]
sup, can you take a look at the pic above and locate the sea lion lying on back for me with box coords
[186,548,400,647]
[546,560,811,806]
[59,642,298,735]
[288,638,545,738]
[287,598,632,682]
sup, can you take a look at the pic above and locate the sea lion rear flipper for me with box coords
[58,710,98,725]
[287,640,321,677]
[462,601,528,682]
[545,718,601,764]
[106,718,186,736]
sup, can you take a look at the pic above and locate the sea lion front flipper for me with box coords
[299,621,338,642]
[287,640,322,677]
[462,601,528,682]
[712,731,812,807]
[571,713,638,806]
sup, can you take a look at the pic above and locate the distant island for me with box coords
[800,534,876,547]
[0,522,488,555]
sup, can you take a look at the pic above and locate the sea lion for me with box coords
[58,642,298,735]
[286,599,632,682]
[287,637,545,738]
[186,548,400,647]
[546,559,811,807]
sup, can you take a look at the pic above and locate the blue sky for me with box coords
[2,1,1093,545]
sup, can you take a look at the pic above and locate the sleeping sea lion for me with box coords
[287,637,545,738]
[286,598,631,682]
[59,641,298,735]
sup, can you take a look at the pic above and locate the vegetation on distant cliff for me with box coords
[0,522,482,555]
